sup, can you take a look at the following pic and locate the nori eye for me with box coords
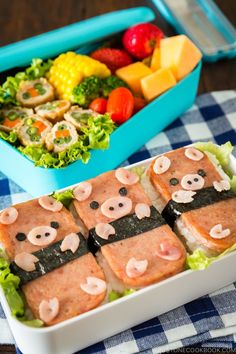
[187,180,192,185]
[118,203,123,207]
[198,169,206,177]
[16,232,26,241]
[109,206,114,211]
[90,201,99,210]
[50,221,59,229]
[119,187,127,196]
[169,178,179,186]
[36,234,41,239]
[45,232,50,237]
[194,178,199,182]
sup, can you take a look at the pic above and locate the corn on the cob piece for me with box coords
[47,52,110,100]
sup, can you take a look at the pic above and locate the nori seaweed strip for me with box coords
[10,233,88,285]
[162,187,236,228]
[88,206,166,252]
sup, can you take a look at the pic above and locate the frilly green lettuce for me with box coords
[52,189,74,208]
[194,141,235,188]
[186,243,236,271]
[0,130,18,143]
[0,250,43,327]
[18,113,115,168]
[194,141,233,169]
[108,289,136,302]
[0,58,52,106]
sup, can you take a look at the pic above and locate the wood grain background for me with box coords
[0,0,235,353]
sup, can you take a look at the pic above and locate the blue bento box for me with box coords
[0,7,201,197]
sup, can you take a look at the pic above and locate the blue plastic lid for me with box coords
[0,7,155,72]
[152,0,236,62]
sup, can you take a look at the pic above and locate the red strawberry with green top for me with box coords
[123,23,164,59]
[90,48,133,73]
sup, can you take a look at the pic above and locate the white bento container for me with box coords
[0,151,236,354]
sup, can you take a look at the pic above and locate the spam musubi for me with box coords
[147,145,236,256]
[0,197,106,326]
[72,168,186,291]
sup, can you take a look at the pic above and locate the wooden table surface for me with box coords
[0,0,235,353]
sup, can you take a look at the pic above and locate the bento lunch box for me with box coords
[0,7,201,197]
[0,150,236,354]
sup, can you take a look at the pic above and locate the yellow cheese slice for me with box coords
[160,35,202,81]
[141,68,176,101]
[116,62,152,96]
[150,48,161,71]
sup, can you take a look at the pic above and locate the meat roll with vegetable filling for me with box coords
[0,107,33,132]
[35,100,71,122]
[147,146,236,256]
[17,115,52,146]
[45,120,78,152]
[16,78,54,108]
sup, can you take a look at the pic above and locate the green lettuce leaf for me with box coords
[0,251,43,325]
[195,141,233,168]
[19,319,44,328]
[0,255,24,317]
[186,243,236,270]
[0,58,52,106]
[52,189,74,208]
[18,114,115,168]
[108,288,136,302]
[230,175,236,193]
[0,130,18,143]
[81,113,116,150]
[194,141,235,186]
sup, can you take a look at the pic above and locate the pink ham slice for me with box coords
[27,226,57,246]
[181,174,205,191]
[101,196,132,219]
[209,224,231,239]
[184,148,204,161]
[172,190,196,203]
[213,180,230,192]
[74,182,92,202]
[14,252,39,272]
[39,297,59,324]
[60,233,80,253]
[156,241,182,261]
[0,207,18,225]
[153,156,171,175]
[126,257,148,278]
[115,168,139,185]
[95,223,115,240]
[38,196,63,212]
[135,203,151,219]
[80,277,107,295]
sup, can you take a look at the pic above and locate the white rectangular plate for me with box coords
[0,151,236,354]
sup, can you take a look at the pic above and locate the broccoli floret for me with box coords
[101,75,128,97]
[72,76,102,108]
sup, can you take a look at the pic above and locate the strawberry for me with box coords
[90,48,133,73]
[123,23,164,59]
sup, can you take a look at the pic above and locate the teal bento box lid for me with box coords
[152,0,236,62]
[0,7,155,72]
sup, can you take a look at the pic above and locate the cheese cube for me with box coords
[160,35,202,81]
[150,48,161,71]
[141,68,176,101]
[116,62,152,96]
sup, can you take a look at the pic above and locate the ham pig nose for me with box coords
[181,174,205,191]
[101,196,132,219]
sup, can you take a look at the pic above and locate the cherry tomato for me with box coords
[107,87,134,124]
[89,98,107,114]
[133,97,146,114]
